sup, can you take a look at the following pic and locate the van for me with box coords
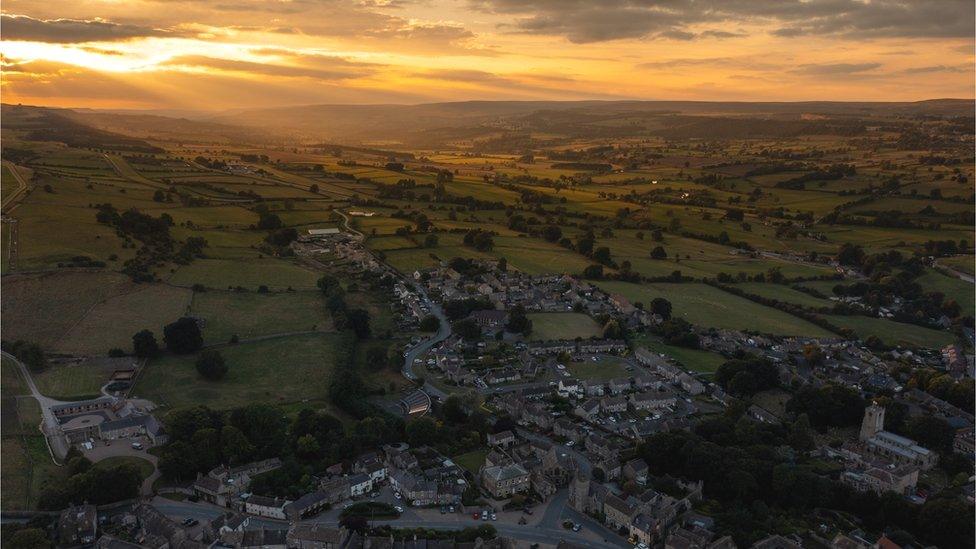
[131,442,143,450]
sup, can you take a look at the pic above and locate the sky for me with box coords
[1,0,974,110]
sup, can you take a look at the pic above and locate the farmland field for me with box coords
[824,315,958,349]
[632,335,727,375]
[56,284,192,355]
[189,290,332,344]
[168,258,322,290]
[598,281,835,337]
[528,312,603,341]
[133,332,343,410]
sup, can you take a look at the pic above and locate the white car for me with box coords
[394,492,402,500]
[395,506,404,513]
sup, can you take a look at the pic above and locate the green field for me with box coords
[452,449,486,474]
[168,258,322,290]
[632,335,726,375]
[938,255,974,276]
[93,456,155,480]
[56,284,192,355]
[133,332,343,411]
[597,281,835,337]
[189,290,332,344]
[33,360,121,401]
[824,315,958,349]
[528,313,603,341]
[566,356,631,380]
[734,282,833,309]
[915,268,975,315]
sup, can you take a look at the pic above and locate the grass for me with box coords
[452,449,487,474]
[93,456,155,480]
[1,271,133,349]
[168,258,322,290]
[915,268,974,315]
[528,313,603,341]
[823,315,957,349]
[33,360,117,401]
[734,282,833,309]
[566,356,631,381]
[939,255,974,276]
[133,332,343,411]
[56,284,192,355]
[597,281,835,337]
[189,290,332,344]
[632,336,726,375]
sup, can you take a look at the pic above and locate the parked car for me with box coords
[395,506,404,513]
[572,524,582,532]
[490,514,497,521]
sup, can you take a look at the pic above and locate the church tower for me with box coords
[859,402,885,441]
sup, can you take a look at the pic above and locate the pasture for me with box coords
[528,313,603,341]
[133,332,342,411]
[189,290,332,344]
[632,335,726,375]
[823,315,957,349]
[168,258,322,290]
[597,281,835,337]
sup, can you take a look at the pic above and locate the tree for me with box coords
[132,329,159,358]
[316,274,341,294]
[424,234,439,248]
[453,319,481,341]
[8,528,50,549]
[344,308,371,339]
[196,350,228,380]
[650,298,672,320]
[506,305,532,336]
[650,246,667,259]
[543,225,562,242]
[582,264,604,279]
[419,314,441,332]
[163,317,203,354]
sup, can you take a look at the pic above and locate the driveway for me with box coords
[2,350,70,461]
[83,438,160,496]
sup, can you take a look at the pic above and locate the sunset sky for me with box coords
[1,0,973,110]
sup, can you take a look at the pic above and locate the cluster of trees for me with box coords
[651,318,699,349]
[462,229,494,252]
[163,317,204,354]
[714,354,779,397]
[3,340,46,372]
[37,449,142,510]
[318,275,371,339]
[785,385,865,430]
[635,406,973,549]
[443,296,494,320]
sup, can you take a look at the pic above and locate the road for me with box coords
[934,258,975,283]
[2,160,30,211]
[334,210,363,239]
[149,495,629,549]
[400,289,451,401]
[1,351,70,461]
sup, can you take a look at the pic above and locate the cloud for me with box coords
[1,14,175,43]
[792,62,882,76]
[159,55,376,81]
[900,65,970,75]
[473,0,975,43]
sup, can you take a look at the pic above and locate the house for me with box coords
[558,378,583,399]
[59,505,97,546]
[348,473,373,497]
[585,433,619,460]
[318,477,351,504]
[665,525,714,549]
[629,390,677,412]
[553,417,584,443]
[245,495,289,520]
[286,524,351,549]
[468,310,509,329]
[284,491,330,521]
[575,398,600,419]
[841,464,919,496]
[487,430,516,448]
[607,378,631,395]
[601,396,627,414]
[225,527,289,549]
[623,458,649,485]
[751,534,802,549]
[746,405,781,425]
[581,379,606,397]
[390,471,436,506]
[522,403,552,429]
[633,376,659,391]
[603,494,634,530]
[676,373,705,395]
[353,454,387,483]
[482,464,530,498]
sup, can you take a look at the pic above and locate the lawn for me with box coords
[823,315,957,350]
[528,313,603,341]
[93,456,155,480]
[56,284,192,355]
[33,360,120,401]
[452,449,487,474]
[168,258,322,290]
[189,290,332,344]
[596,281,835,337]
[939,255,974,276]
[632,336,726,375]
[133,332,343,411]
[566,356,631,381]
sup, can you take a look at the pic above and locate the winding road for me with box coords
[2,351,70,461]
